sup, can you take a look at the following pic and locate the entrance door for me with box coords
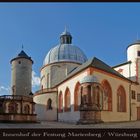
[137,107,140,120]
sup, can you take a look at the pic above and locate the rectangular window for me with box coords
[137,51,140,56]
[131,90,136,99]
[137,94,140,102]
[47,73,49,88]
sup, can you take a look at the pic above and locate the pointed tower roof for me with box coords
[18,50,29,58]
[10,49,33,64]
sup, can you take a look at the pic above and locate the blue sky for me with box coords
[0,2,140,95]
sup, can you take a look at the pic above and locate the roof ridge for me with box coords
[91,57,131,81]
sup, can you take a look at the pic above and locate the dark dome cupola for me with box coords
[60,27,72,44]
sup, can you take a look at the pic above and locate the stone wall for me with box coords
[11,58,32,96]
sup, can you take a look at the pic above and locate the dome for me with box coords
[127,40,140,50]
[43,29,87,65]
[80,75,99,84]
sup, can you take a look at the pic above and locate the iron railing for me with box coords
[0,95,33,102]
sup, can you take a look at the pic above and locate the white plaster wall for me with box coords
[33,92,57,121]
[58,70,88,123]
[114,61,137,82]
[126,44,140,82]
[114,64,130,79]
[114,44,140,84]
[127,44,140,61]
[137,58,140,82]
[58,112,80,123]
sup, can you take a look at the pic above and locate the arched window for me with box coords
[74,82,80,111]
[87,85,92,104]
[117,85,126,112]
[24,104,30,114]
[8,102,18,113]
[101,80,112,111]
[59,91,63,112]
[47,98,53,110]
[64,87,71,112]
[47,73,49,88]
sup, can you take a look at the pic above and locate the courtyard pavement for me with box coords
[0,121,140,128]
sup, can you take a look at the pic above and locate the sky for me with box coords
[0,2,140,95]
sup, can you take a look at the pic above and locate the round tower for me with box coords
[127,40,140,62]
[10,50,33,96]
[127,40,140,82]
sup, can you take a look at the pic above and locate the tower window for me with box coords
[18,61,21,64]
[137,51,140,56]
[137,94,140,102]
[131,90,136,99]
[47,73,49,88]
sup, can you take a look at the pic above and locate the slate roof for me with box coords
[112,61,131,68]
[43,44,87,65]
[10,50,33,63]
[54,57,133,87]
[18,50,29,58]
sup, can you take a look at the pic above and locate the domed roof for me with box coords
[80,75,99,84]
[43,29,87,65]
[127,40,140,50]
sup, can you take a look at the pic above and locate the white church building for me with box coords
[33,29,140,124]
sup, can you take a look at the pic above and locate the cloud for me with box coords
[32,71,40,88]
[0,71,40,95]
[0,86,10,95]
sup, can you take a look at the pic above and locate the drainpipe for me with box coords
[129,61,132,121]
[129,82,132,121]
[56,90,58,121]
[136,59,138,82]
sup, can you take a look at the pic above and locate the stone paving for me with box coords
[0,121,140,128]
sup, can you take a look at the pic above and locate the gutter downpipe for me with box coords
[56,90,58,121]
[129,61,132,121]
